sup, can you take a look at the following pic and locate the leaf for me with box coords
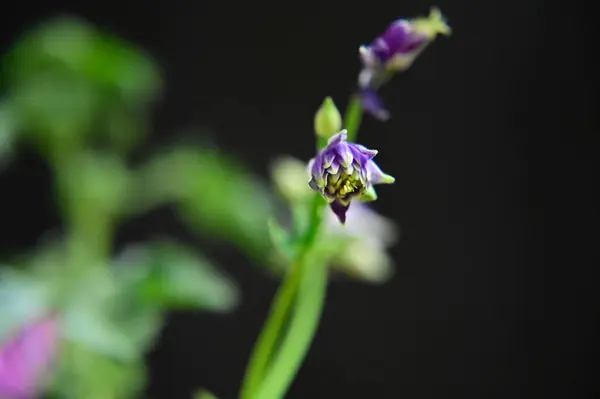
[3,16,161,153]
[59,240,240,367]
[267,218,295,260]
[56,151,130,220]
[9,73,100,150]
[289,198,313,240]
[103,105,149,155]
[59,265,154,362]
[0,102,16,169]
[49,341,146,399]
[61,304,154,363]
[3,241,164,362]
[310,235,355,262]
[3,16,161,105]
[113,242,240,312]
[194,389,218,399]
[78,32,161,105]
[136,143,276,259]
[0,268,54,342]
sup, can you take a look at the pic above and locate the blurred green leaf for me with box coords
[114,242,240,312]
[49,341,146,399]
[10,74,99,152]
[0,101,16,168]
[62,302,158,363]
[103,104,150,154]
[58,263,164,362]
[267,218,295,261]
[60,240,239,363]
[194,389,218,399]
[289,198,313,240]
[78,32,161,105]
[265,233,356,278]
[13,239,164,361]
[57,151,130,219]
[2,16,161,154]
[4,16,161,105]
[0,267,54,341]
[311,235,355,262]
[134,143,276,259]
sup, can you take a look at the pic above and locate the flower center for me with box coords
[326,171,365,199]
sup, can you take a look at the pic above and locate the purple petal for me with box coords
[309,157,323,179]
[327,130,347,146]
[358,89,390,121]
[358,67,376,89]
[322,150,336,169]
[366,19,429,65]
[382,20,427,55]
[367,160,395,185]
[334,142,354,168]
[350,145,378,165]
[0,317,59,398]
[369,37,393,64]
[330,200,350,224]
[359,46,379,69]
[327,159,340,175]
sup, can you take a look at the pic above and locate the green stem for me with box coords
[239,195,325,399]
[344,94,364,142]
[255,251,327,399]
[52,153,114,305]
[239,256,303,399]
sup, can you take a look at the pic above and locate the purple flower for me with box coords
[360,8,450,73]
[0,316,59,399]
[308,130,394,224]
[357,8,450,120]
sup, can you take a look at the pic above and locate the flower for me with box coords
[308,130,394,224]
[314,97,342,139]
[0,316,59,399]
[357,8,450,120]
[267,155,399,283]
[359,8,450,72]
[324,201,399,283]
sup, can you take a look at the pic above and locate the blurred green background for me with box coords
[0,17,277,399]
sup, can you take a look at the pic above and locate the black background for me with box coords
[1,0,596,398]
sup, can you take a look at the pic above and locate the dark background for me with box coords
[1,0,596,398]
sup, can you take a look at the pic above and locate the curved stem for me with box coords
[239,195,325,399]
[344,95,364,143]
[239,257,303,399]
[255,252,328,399]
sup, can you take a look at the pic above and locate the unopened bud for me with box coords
[314,97,342,138]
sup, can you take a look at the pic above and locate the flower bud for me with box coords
[357,8,450,120]
[308,130,394,224]
[359,8,450,73]
[313,97,342,139]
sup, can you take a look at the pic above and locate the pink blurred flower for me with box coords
[0,316,59,399]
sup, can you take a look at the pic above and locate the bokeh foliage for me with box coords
[1,16,275,398]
